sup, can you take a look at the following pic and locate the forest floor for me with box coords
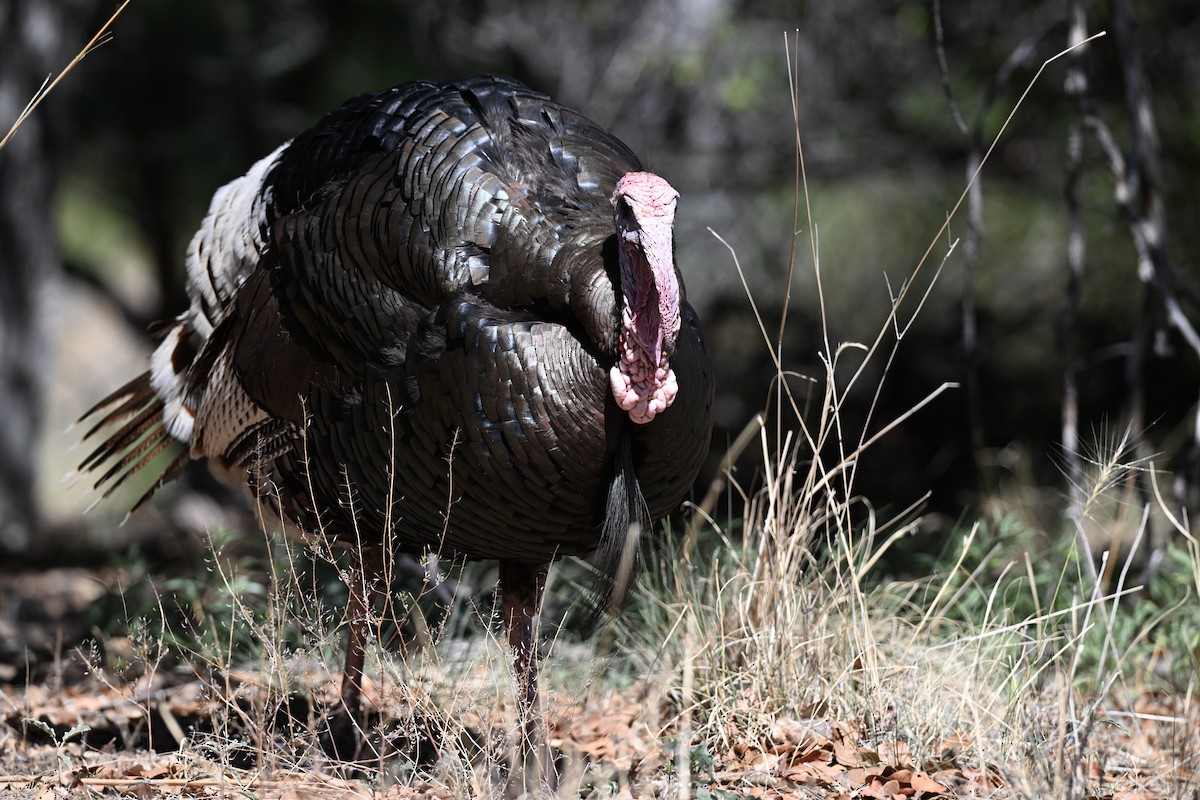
[4,666,1195,799]
[1,566,1197,799]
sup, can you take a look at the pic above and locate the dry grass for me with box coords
[619,404,1200,798]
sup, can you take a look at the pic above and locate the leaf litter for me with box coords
[2,666,1195,799]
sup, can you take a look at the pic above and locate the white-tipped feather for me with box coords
[184,142,287,337]
[148,323,195,443]
[146,143,288,447]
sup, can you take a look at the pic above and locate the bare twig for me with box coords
[945,12,1069,465]
[929,4,989,455]
[931,0,969,137]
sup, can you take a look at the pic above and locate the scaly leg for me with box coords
[498,558,551,788]
[324,544,381,760]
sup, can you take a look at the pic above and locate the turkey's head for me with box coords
[609,172,681,425]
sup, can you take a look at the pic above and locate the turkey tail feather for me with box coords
[77,371,187,511]
[584,431,650,630]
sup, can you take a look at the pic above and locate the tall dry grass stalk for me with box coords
[0,2,131,152]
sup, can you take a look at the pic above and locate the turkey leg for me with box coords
[341,545,384,710]
[324,544,382,759]
[498,560,550,737]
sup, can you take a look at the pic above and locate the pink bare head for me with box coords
[608,172,682,425]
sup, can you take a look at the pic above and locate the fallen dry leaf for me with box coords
[833,735,864,768]
[911,770,949,794]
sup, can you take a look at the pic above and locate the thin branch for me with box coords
[930,0,969,136]
[1060,117,1087,512]
[958,16,1069,462]
[1085,110,1200,508]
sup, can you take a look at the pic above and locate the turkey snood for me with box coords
[609,172,681,425]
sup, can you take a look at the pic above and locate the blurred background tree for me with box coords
[0,0,93,558]
[7,0,1200,566]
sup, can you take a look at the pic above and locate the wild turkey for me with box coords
[80,74,713,746]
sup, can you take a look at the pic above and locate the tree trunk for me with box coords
[0,1,89,557]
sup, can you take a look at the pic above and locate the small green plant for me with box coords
[22,719,91,770]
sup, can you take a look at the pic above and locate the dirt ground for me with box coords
[2,566,1197,799]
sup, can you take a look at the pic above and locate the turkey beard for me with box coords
[609,172,682,425]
